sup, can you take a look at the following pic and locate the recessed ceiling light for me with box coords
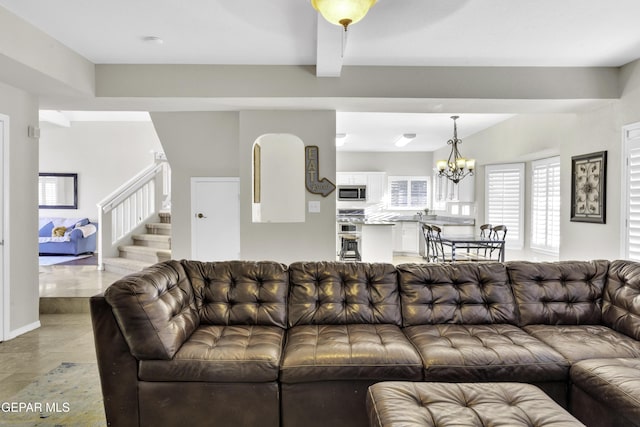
[394,133,416,147]
[142,36,164,45]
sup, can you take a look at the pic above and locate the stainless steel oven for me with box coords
[339,223,358,233]
[336,209,365,258]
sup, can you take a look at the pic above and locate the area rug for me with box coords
[0,362,105,426]
[38,254,92,266]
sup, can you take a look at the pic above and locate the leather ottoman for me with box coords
[366,382,584,427]
[571,358,640,427]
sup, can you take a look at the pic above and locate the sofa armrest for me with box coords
[67,228,83,241]
[104,260,200,360]
[603,260,640,340]
[90,294,140,427]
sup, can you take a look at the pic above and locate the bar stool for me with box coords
[339,235,361,261]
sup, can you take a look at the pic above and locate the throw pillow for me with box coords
[39,221,54,237]
[75,218,90,228]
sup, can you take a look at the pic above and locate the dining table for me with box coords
[439,234,506,262]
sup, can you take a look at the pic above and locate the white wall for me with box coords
[442,114,573,261]
[38,121,163,221]
[445,100,640,262]
[0,81,40,337]
[337,151,432,176]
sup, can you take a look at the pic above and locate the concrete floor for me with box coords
[0,313,97,402]
[0,263,124,402]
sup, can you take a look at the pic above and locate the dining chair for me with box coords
[421,224,435,263]
[480,224,493,238]
[477,223,493,258]
[427,224,453,263]
[489,225,507,261]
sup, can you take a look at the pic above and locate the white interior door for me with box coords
[0,115,7,341]
[191,177,240,261]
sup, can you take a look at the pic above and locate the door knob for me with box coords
[197,213,207,219]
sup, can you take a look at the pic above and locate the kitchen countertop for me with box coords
[372,216,475,226]
[424,219,475,226]
[336,219,395,225]
[338,215,475,227]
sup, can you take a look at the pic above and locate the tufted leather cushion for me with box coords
[280,324,422,383]
[571,358,640,426]
[602,259,640,340]
[507,260,609,326]
[104,260,199,360]
[138,324,284,382]
[182,260,288,328]
[403,324,568,382]
[523,324,640,363]
[366,382,584,427]
[397,262,516,326]
[288,262,401,327]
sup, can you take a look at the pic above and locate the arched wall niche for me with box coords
[252,133,305,223]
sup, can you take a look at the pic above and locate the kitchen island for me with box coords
[360,221,395,262]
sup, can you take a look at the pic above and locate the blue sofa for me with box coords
[38,217,98,256]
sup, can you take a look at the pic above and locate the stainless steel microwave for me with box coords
[338,185,367,201]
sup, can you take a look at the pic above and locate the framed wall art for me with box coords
[570,151,607,223]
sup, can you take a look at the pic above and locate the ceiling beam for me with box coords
[315,15,345,78]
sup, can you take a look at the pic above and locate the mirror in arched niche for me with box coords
[252,133,305,223]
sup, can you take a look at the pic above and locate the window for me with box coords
[485,163,524,249]
[531,157,560,254]
[624,123,640,260]
[388,176,429,209]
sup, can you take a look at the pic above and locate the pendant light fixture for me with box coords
[311,0,377,31]
[436,116,476,184]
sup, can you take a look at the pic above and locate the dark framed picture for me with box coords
[570,151,607,223]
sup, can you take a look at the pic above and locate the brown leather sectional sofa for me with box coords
[90,259,640,427]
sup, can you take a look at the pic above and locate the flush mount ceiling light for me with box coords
[436,116,476,184]
[142,36,164,45]
[311,0,377,31]
[394,133,416,147]
[335,133,348,146]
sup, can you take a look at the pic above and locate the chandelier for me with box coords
[436,116,476,184]
[311,0,377,31]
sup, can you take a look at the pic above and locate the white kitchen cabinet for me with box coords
[434,175,475,203]
[337,172,387,203]
[457,174,475,202]
[336,172,367,186]
[392,221,420,254]
[366,172,386,204]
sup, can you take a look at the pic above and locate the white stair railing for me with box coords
[96,158,170,270]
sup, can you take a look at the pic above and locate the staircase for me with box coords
[103,212,172,275]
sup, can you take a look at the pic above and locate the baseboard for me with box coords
[8,320,41,340]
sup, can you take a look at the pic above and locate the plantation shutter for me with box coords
[485,163,524,249]
[627,128,640,260]
[389,178,409,207]
[388,176,429,208]
[531,157,561,253]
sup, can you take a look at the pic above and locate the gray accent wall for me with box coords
[151,112,240,260]
[0,81,40,337]
[240,110,336,264]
